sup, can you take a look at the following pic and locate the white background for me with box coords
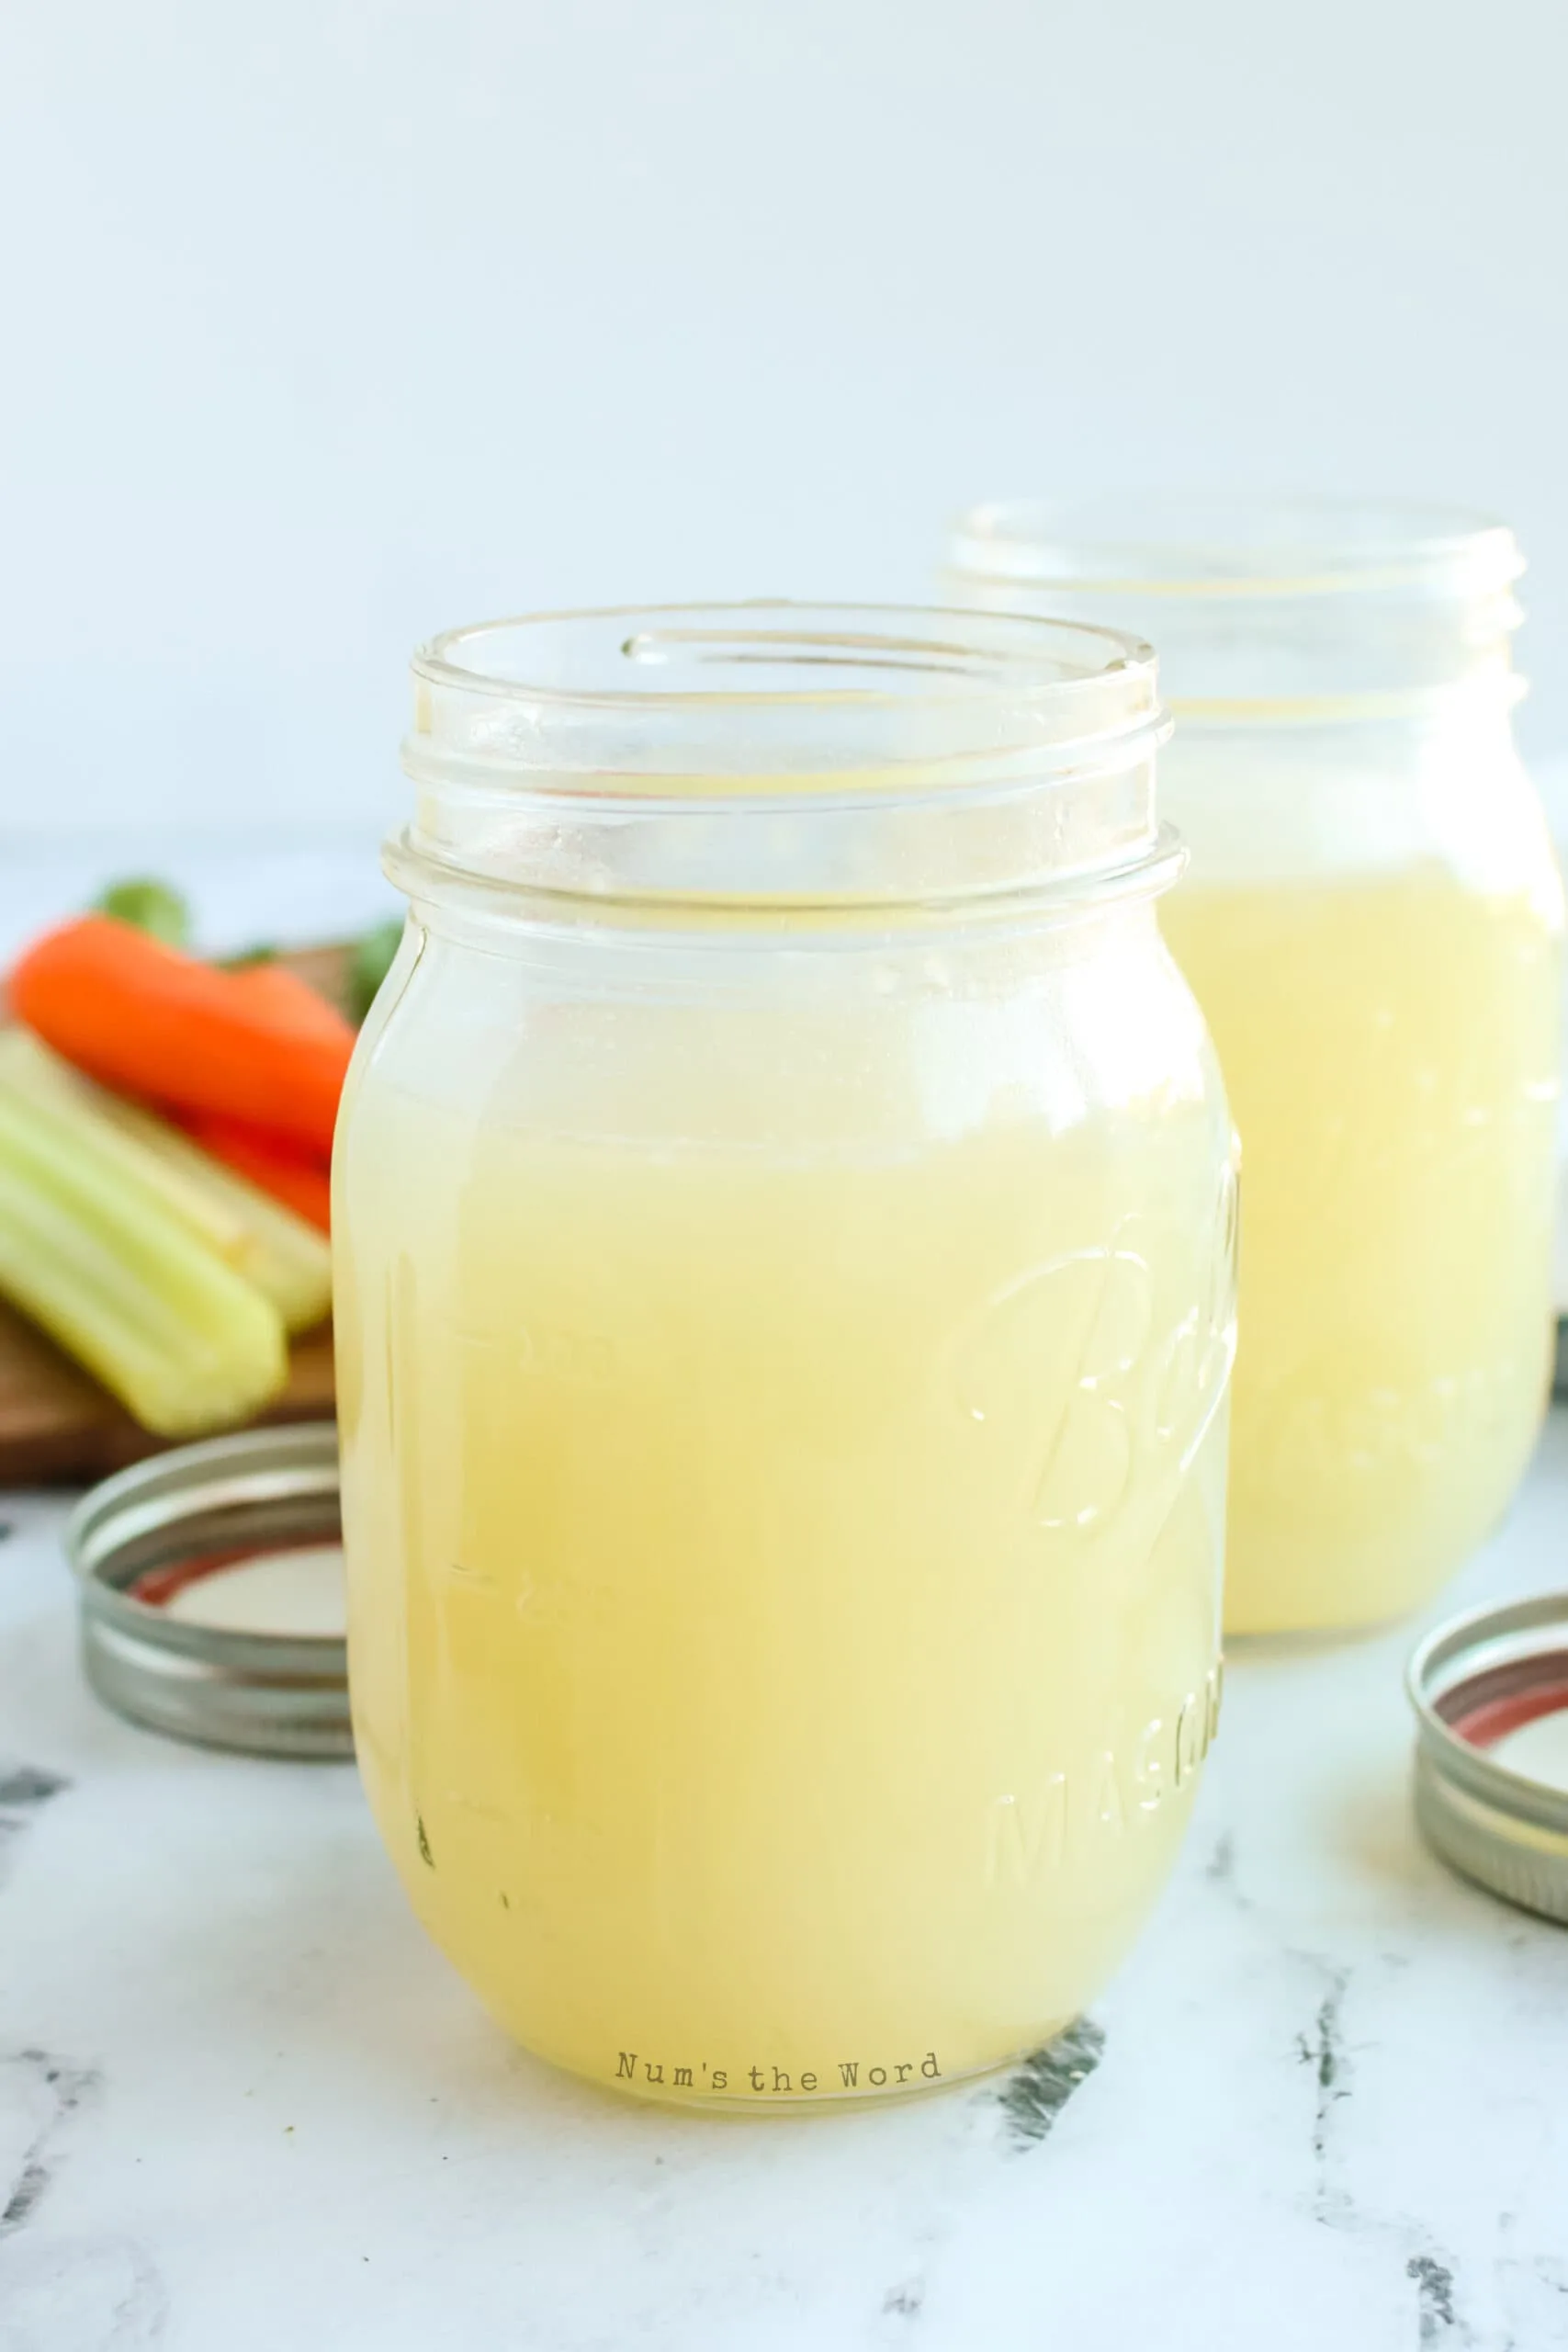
[3,0,1565,847]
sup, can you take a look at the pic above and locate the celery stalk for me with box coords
[0,1031,331,1334]
[0,1076,288,1437]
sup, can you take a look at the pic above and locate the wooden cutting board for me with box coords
[0,1301,337,1486]
[0,941,353,1487]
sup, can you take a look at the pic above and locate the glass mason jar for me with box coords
[949,499,1565,1636]
[334,604,1236,2109]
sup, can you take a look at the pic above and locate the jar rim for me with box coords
[407,603,1166,794]
[402,602,1172,910]
[412,600,1156,720]
[948,493,1522,604]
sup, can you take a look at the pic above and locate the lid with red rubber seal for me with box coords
[64,1422,349,1760]
[1407,1593,1568,1924]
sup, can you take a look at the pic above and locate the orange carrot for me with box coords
[227,960,356,1042]
[10,916,355,1159]
[177,1110,333,1233]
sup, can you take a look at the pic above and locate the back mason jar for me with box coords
[334,603,1236,2106]
[950,501,1564,1638]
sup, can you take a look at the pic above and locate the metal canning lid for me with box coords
[1406,1593,1568,1925]
[63,1422,351,1761]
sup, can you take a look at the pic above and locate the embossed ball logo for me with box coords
[951,1171,1237,1556]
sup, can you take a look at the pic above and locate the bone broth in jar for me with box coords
[950,501,1564,1637]
[333,605,1236,2107]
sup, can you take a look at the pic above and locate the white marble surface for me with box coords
[2,1429,1567,2351]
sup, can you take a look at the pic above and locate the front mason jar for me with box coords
[950,501,1565,1636]
[334,605,1236,2108]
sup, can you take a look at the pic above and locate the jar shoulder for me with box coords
[338,912,1230,1159]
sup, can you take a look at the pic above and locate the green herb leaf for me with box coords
[94,877,192,949]
[349,918,404,1023]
